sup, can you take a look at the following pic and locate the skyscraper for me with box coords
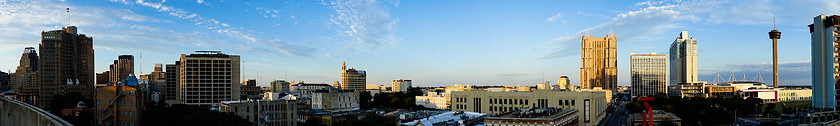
[580,34,618,91]
[341,62,366,90]
[109,55,134,83]
[630,53,668,97]
[809,14,840,109]
[178,51,240,105]
[12,47,39,96]
[669,31,698,85]
[39,26,95,108]
[164,62,180,104]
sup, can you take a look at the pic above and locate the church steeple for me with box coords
[342,61,346,70]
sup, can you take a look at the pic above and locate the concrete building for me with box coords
[39,26,95,108]
[11,47,40,104]
[392,79,412,92]
[94,75,143,126]
[810,14,840,109]
[580,34,618,91]
[485,108,579,126]
[311,88,359,113]
[109,55,134,84]
[557,76,572,90]
[164,62,179,105]
[416,91,451,109]
[178,51,240,106]
[340,62,366,90]
[270,80,291,93]
[669,31,699,85]
[451,90,608,126]
[220,95,297,126]
[742,88,813,103]
[630,53,668,97]
[290,83,332,98]
[631,110,681,126]
[0,71,8,91]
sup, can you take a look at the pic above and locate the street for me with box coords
[600,102,630,126]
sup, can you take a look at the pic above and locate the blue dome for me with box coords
[124,73,139,86]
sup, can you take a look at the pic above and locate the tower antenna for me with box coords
[773,17,776,30]
[66,7,70,26]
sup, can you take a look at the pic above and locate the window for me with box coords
[96,100,101,105]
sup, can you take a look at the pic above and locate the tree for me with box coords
[143,103,251,126]
[359,91,372,109]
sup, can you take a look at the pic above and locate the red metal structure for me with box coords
[638,97,655,126]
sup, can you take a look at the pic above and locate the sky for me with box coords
[0,0,837,87]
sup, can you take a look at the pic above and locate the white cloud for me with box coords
[546,12,564,23]
[324,0,400,51]
[197,0,203,4]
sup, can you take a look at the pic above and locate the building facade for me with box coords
[630,53,667,97]
[810,14,840,109]
[485,108,579,126]
[11,47,40,102]
[451,90,608,126]
[311,88,359,113]
[392,79,412,92]
[580,34,617,91]
[94,75,143,126]
[164,62,180,105]
[220,96,297,126]
[669,31,699,85]
[270,80,291,93]
[340,62,366,90]
[290,83,332,98]
[557,76,572,90]
[178,51,241,106]
[109,55,134,84]
[39,26,95,108]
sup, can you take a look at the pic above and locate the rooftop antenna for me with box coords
[773,17,776,30]
[609,25,615,36]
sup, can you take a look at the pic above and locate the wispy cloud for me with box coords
[323,0,400,51]
[110,0,313,57]
[546,12,565,23]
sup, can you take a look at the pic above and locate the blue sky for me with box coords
[0,0,836,87]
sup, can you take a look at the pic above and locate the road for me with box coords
[599,102,629,126]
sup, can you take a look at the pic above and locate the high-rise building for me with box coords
[630,53,668,97]
[164,62,180,105]
[11,47,40,104]
[178,51,240,106]
[391,79,411,92]
[109,55,134,84]
[147,63,165,82]
[809,14,840,109]
[96,72,110,85]
[340,62,366,90]
[39,26,95,108]
[669,31,698,85]
[94,74,143,126]
[580,34,618,91]
[270,80,291,92]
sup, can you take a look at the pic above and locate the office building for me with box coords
[810,14,840,109]
[451,90,608,126]
[240,80,261,99]
[220,95,297,126]
[95,74,143,126]
[147,64,165,82]
[630,53,668,97]
[485,108,579,126]
[39,26,95,108]
[164,62,179,104]
[557,76,572,90]
[178,51,240,106]
[0,72,8,91]
[96,72,109,85]
[669,31,699,85]
[290,83,332,98]
[392,79,412,92]
[270,80,291,93]
[340,62,366,90]
[11,47,40,99]
[311,88,359,113]
[109,55,134,84]
[580,34,617,91]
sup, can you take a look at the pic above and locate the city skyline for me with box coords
[1,0,838,87]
